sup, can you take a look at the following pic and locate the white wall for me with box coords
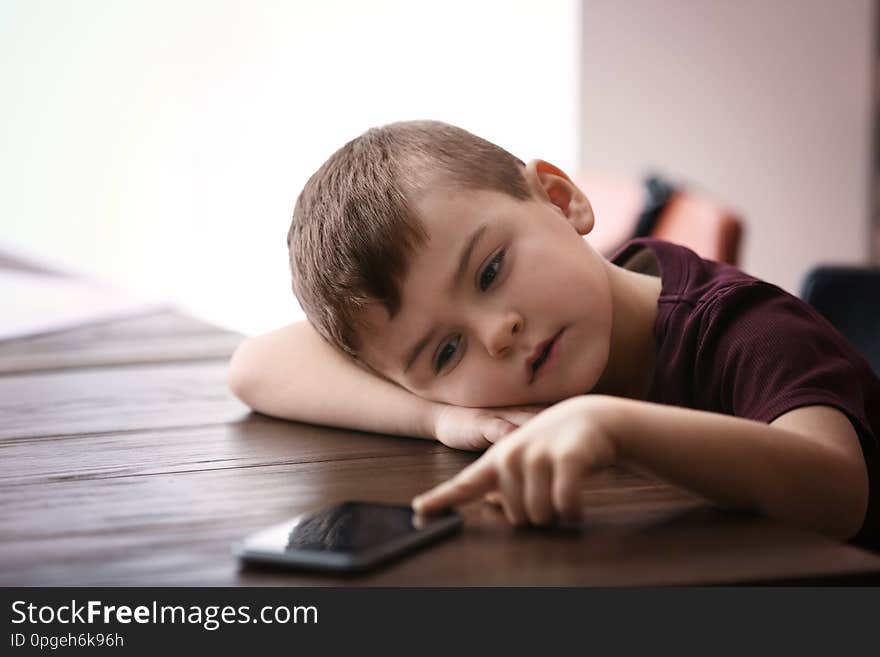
[579,0,875,294]
[1,0,579,335]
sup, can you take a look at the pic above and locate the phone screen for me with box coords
[237,501,461,572]
[289,501,426,552]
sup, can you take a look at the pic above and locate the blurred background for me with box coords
[1,0,877,337]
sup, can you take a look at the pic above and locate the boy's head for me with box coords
[289,120,613,407]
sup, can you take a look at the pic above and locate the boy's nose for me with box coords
[484,311,524,359]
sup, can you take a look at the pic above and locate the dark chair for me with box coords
[800,266,880,375]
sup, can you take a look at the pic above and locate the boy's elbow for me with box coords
[227,339,258,406]
[804,453,869,543]
[835,457,870,542]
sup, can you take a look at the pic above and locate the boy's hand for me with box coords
[430,403,547,451]
[415,396,618,526]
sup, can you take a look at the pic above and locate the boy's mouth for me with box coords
[528,329,563,383]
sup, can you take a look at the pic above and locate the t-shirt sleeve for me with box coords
[695,281,880,547]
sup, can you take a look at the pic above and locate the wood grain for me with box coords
[0,361,249,440]
[0,311,243,374]
[4,444,878,586]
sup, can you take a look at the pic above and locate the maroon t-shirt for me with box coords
[611,238,880,548]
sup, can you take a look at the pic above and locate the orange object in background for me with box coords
[575,173,744,266]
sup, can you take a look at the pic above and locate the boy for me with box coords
[228,121,880,548]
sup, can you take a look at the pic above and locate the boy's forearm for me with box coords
[228,322,439,440]
[597,396,868,540]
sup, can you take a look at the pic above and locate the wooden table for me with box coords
[3,298,880,585]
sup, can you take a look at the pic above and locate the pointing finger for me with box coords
[412,457,498,514]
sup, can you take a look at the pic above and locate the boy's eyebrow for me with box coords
[402,222,489,373]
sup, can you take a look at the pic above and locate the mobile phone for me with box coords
[234,501,462,573]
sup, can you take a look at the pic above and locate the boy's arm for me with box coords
[228,321,438,439]
[227,321,540,449]
[608,398,869,540]
[414,396,869,541]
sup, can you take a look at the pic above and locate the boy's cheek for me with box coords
[443,375,523,408]
[389,374,448,404]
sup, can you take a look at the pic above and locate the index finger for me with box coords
[412,458,498,514]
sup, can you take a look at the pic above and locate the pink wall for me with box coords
[579,0,875,294]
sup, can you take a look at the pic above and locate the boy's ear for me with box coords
[524,159,595,235]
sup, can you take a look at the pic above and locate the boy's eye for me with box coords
[434,335,461,373]
[479,249,505,291]
[431,249,505,375]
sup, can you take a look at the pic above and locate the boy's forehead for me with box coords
[416,183,516,221]
[410,187,518,269]
[353,241,451,377]
[357,302,393,341]
[354,302,408,376]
